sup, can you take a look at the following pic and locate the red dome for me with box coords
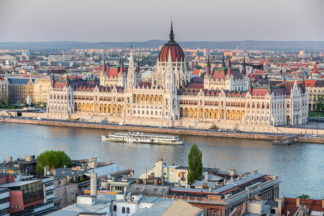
[158,22,185,62]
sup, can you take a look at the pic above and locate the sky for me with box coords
[0,0,323,42]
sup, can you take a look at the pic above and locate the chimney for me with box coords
[161,177,164,185]
[8,157,12,162]
[203,183,208,189]
[90,172,97,198]
[243,201,247,214]
[276,197,284,216]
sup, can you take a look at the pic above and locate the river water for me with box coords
[0,123,323,198]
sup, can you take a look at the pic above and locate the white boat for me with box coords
[101,132,183,145]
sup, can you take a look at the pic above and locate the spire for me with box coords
[166,49,175,91]
[242,55,247,75]
[119,56,124,73]
[222,55,225,67]
[126,46,136,89]
[206,55,211,77]
[248,78,252,94]
[312,63,318,74]
[103,54,107,72]
[135,59,140,73]
[169,20,175,42]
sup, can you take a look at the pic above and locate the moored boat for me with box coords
[101,132,183,145]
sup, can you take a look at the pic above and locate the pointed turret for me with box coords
[135,59,140,73]
[119,57,124,73]
[222,55,225,67]
[165,49,175,91]
[248,78,253,94]
[206,56,211,77]
[312,63,318,74]
[126,48,136,89]
[242,55,247,75]
[228,56,231,69]
[169,20,175,42]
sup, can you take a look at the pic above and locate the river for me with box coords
[0,123,323,198]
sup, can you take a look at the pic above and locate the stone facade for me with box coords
[7,77,34,105]
[0,76,8,104]
[46,26,308,130]
[33,77,51,104]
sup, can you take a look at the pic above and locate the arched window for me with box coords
[113,205,117,211]
[127,207,130,214]
[122,207,125,213]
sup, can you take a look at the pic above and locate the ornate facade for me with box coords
[46,24,308,130]
[0,76,9,104]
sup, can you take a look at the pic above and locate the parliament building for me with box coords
[46,23,308,132]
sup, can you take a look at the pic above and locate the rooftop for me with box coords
[47,194,115,216]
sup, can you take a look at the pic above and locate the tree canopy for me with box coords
[187,144,203,185]
[36,150,72,175]
[297,194,310,199]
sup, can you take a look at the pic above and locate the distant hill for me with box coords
[0,40,324,51]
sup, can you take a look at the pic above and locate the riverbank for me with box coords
[2,118,324,144]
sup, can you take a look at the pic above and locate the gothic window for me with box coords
[122,207,125,213]
[127,207,130,214]
[113,205,117,211]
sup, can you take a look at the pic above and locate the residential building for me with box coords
[165,172,279,216]
[0,188,9,216]
[280,197,324,216]
[33,77,51,105]
[0,156,37,175]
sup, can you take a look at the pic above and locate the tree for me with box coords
[315,95,324,111]
[297,194,310,199]
[187,144,203,185]
[36,150,72,175]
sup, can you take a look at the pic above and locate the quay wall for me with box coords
[1,118,324,144]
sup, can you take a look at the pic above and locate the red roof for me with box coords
[252,88,268,96]
[212,70,225,80]
[187,83,204,89]
[255,70,265,74]
[107,68,119,77]
[312,64,318,74]
[158,44,185,62]
[282,198,324,216]
[192,70,200,75]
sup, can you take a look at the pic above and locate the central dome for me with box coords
[158,22,185,62]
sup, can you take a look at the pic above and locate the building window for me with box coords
[122,207,125,213]
[213,211,218,216]
[127,207,130,213]
[113,205,117,211]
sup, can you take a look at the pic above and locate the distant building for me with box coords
[33,77,51,105]
[0,155,37,175]
[298,80,324,111]
[0,76,8,104]
[7,77,34,105]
